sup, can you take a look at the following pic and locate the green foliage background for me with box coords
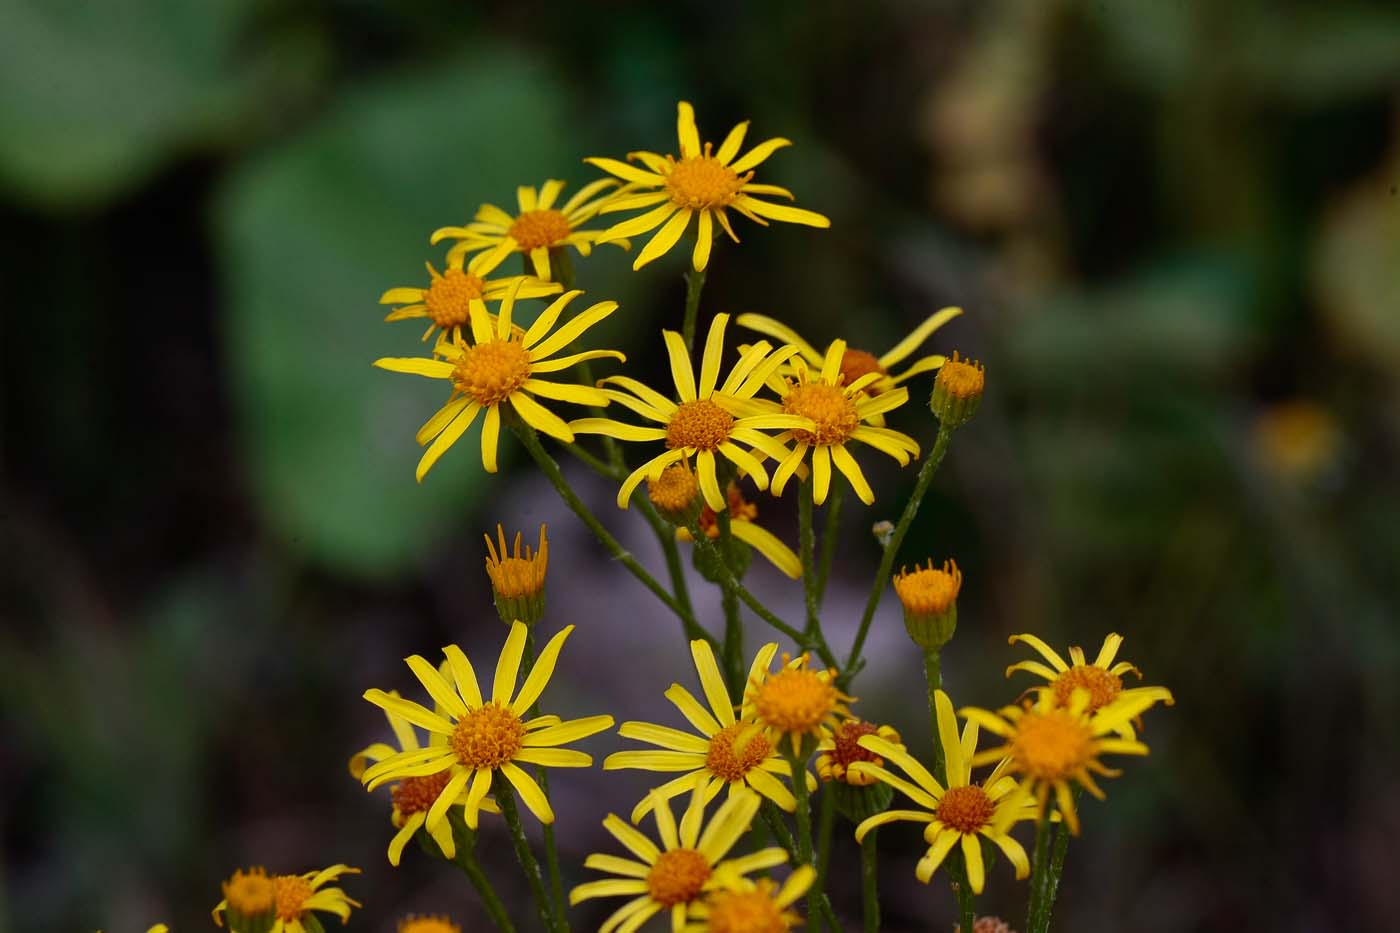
[3,1,1398,930]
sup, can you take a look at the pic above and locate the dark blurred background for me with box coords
[3,1,1399,931]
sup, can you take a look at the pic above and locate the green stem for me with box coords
[923,649,945,782]
[860,830,880,933]
[1026,810,1053,932]
[1030,793,1078,933]
[814,481,843,608]
[523,632,568,930]
[800,479,819,633]
[815,784,836,902]
[682,265,707,355]
[843,423,956,683]
[716,496,744,697]
[450,836,517,932]
[786,746,819,932]
[510,417,712,647]
[759,802,841,931]
[496,776,556,933]
[955,858,977,932]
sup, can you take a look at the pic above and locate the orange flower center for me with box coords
[893,560,962,615]
[1052,665,1123,710]
[392,770,455,816]
[508,209,572,251]
[222,867,274,916]
[648,462,700,513]
[828,720,882,769]
[666,154,748,210]
[666,399,735,451]
[839,349,885,387]
[452,340,532,406]
[705,722,773,782]
[935,353,985,400]
[646,848,712,906]
[450,702,526,770]
[272,875,314,921]
[424,270,485,328]
[936,784,995,834]
[782,383,859,446]
[1010,708,1095,780]
[705,881,791,933]
[753,666,838,734]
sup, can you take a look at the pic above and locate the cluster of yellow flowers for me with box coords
[190,101,1172,933]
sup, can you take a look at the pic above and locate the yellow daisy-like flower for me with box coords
[214,865,361,933]
[431,178,630,282]
[379,245,561,346]
[815,719,903,786]
[675,480,802,579]
[743,651,852,756]
[735,306,963,400]
[739,339,921,505]
[851,691,1035,893]
[960,687,1163,834]
[587,101,830,271]
[683,865,815,932]
[605,640,814,821]
[570,780,787,933]
[398,914,461,933]
[348,691,505,865]
[569,313,810,510]
[373,285,625,480]
[360,620,614,831]
[1005,632,1174,737]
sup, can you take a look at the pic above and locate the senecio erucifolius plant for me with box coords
[191,100,1172,933]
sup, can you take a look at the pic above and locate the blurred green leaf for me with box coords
[0,0,267,207]
[218,49,587,577]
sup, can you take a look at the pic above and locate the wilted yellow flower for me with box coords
[571,780,785,933]
[587,101,829,271]
[373,285,625,480]
[852,691,1035,893]
[570,313,808,510]
[361,621,613,831]
[815,719,903,786]
[606,640,814,820]
[431,178,629,282]
[379,246,560,345]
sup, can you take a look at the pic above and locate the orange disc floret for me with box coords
[1052,664,1123,710]
[706,722,773,782]
[748,654,852,753]
[934,351,985,400]
[783,382,859,446]
[893,559,961,615]
[272,875,314,921]
[839,348,886,387]
[399,915,463,933]
[508,209,573,251]
[392,770,455,818]
[646,848,712,906]
[424,269,485,329]
[935,784,996,834]
[666,146,750,210]
[817,720,901,785]
[221,867,274,917]
[452,339,533,407]
[704,880,793,933]
[649,462,701,517]
[484,524,548,599]
[666,399,736,451]
[1008,706,1095,781]
[450,702,526,770]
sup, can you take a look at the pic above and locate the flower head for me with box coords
[485,523,549,625]
[851,691,1035,893]
[606,640,815,821]
[744,651,852,756]
[893,559,962,649]
[214,865,361,933]
[736,307,963,404]
[374,286,625,480]
[1005,632,1173,737]
[361,621,613,832]
[571,780,786,933]
[586,101,829,271]
[677,482,802,580]
[740,339,921,505]
[379,245,561,345]
[570,314,811,510]
[684,866,815,933]
[431,179,630,282]
[816,719,903,787]
[399,915,461,933]
[961,686,1165,834]
[930,351,984,427]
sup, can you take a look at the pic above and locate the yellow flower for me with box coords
[373,285,625,480]
[398,915,461,933]
[569,313,810,510]
[360,621,614,831]
[214,865,361,933]
[587,101,830,271]
[676,480,802,579]
[735,306,963,401]
[570,780,786,933]
[743,651,852,756]
[930,351,985,427]
[348,691,504,865]
[684,865,815,932]
[1005,632,1173,737]
[737,340,920,505]
[815,719,903,786]
[484,523,550,625]
[431,178,630,282]
[851,691,1035,894]
[379,245,561,345]
[605,640,814,821]
[211,867,274,927]
[960,687,1163,834]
